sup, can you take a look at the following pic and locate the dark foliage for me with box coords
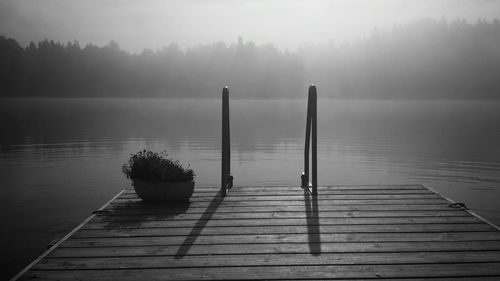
[1,18,500,99]
[122,150,194,183]
[0,37,303,98]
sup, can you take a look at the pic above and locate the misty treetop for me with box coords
[299,18,500,99]
[1,18,500,99]
[0,36,303,98]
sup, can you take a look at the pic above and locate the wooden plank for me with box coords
[117,194,442,201]
[196,189,435,195]
[122,189,435,196]
[93,210,469,219]
[47,241,500,257]
[158,184,429,191]
[71,223,496,238]
[34,251,500,270]
[105,203,456,212]
[83,217,482,230]
[19,263,500,280]
[60,232,500,247]
[111,198,449,206]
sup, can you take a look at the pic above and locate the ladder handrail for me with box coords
[301,85,318,195]
[221,86,233,196]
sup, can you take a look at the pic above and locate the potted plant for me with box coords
[122,150,195,203]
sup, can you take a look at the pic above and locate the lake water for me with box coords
[1,98,500,279]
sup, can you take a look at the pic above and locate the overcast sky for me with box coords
[1,0,499,53]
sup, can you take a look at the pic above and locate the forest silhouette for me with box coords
[1,18,499,99]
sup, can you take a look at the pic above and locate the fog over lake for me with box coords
[1,98,500,278]
[2,0,500,279]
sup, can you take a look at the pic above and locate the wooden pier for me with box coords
[13,184,500,280]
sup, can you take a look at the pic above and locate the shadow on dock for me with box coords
[99,200,190,229]
[304,187,321,255]
[175,190,224,259]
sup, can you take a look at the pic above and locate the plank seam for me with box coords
[29,261,500,271]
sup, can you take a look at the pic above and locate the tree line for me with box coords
[1,18,499,99]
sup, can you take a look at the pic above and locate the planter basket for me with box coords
[133,179,195,203]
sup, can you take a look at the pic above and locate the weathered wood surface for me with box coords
[15,185,500,280]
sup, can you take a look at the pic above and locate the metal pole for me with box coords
[302,89,312,187]
[302,85,318,195]
[311,85,318,195]
[221,86,229,196]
